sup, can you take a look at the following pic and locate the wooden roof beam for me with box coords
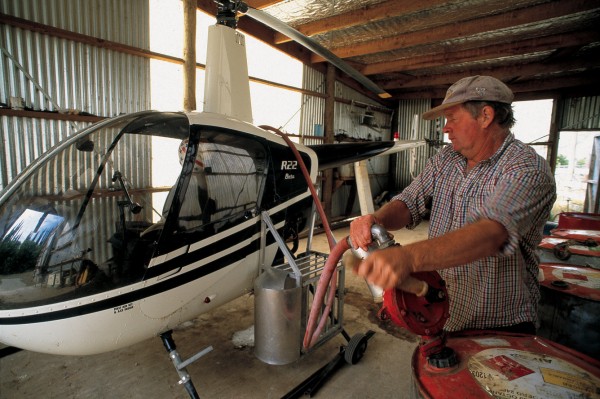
[378,58,599,90]
[310,0,597,62]
[273,0,450,44]
[246,0,284,9]
[361,30,600,75]
[390,74,600,100]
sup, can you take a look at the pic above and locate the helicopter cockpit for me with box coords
[0,111,270,310]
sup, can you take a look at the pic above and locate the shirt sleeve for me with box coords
[469,158,556,257]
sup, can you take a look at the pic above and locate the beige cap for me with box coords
[422,75,514,120]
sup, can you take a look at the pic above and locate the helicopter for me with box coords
[0,1,424,397]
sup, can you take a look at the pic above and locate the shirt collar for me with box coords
[486,132,514,164]
[451,132,514,163]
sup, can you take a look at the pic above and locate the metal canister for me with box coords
[253,268,302,365]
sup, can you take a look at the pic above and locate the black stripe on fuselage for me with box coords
[0,216,281,325]
[143,217,264,279]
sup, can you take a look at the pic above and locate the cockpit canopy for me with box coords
[0,111,285,309]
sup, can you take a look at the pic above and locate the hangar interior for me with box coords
[1,0,599,398]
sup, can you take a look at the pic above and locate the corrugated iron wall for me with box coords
[298,65,325,146]
[393,99,437,192]
[0,0,150,190]
[559,96,600,130]
[299,66,392,145]
[299,65,393,217]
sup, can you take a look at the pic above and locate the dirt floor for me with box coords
[0,223,430,399]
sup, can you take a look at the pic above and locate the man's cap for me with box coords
[422,75,514,120]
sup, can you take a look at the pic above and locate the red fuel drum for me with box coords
[538,231,600,269]
[537,262,600,360]
[383,269,600,398]
[539,212,600,268]
[556,212,600,230]
[411,331,600,399]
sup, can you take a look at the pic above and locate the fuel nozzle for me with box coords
[347,224,396,260]
[347,224,430,299]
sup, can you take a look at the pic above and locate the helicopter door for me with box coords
[150,127,269,250]
[140,127,268,319]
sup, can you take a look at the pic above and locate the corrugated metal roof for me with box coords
[194,0,600,102]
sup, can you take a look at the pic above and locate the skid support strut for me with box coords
[160,330,213,399]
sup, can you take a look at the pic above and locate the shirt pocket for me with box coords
[463,179,495,213]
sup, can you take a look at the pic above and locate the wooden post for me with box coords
[548,96,561,175]
[354,160,375,215]
[183,0,196,112]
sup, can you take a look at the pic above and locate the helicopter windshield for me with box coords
[0,112,268,309]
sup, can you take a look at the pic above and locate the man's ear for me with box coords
[480,105,495,128]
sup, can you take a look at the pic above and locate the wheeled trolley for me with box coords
[254,210,374,395]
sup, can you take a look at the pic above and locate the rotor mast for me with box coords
[203,0,253,123]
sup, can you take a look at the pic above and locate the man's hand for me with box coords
[352,245,413,290]
[349,214,379,251]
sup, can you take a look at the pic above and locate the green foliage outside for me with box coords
[557,154,569,166]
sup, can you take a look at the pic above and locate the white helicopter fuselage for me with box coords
[0,101,320,355]
[0,210,286,355]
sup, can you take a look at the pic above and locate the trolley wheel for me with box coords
[344,333,368,365]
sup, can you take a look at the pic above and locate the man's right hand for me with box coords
[349,214,379,252]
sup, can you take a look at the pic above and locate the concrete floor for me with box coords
[0,223,430,399]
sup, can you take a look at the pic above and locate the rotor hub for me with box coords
[215,0,248,28]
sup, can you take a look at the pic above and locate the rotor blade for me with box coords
[308,140,425,170]
[243,7,391,99]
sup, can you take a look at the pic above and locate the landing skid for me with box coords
[160,331,213,399]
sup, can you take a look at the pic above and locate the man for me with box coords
[350,75,556,334]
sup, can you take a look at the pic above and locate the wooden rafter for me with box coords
[310,0,597,62]
[273,0,451,44]
[361,30,600,75]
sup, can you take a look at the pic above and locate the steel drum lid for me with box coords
[538,263,600,301]
[538,236,600,269]
[539,236,600,258]
[412,331,600,399]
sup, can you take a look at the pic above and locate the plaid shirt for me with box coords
[396,133,556,331]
